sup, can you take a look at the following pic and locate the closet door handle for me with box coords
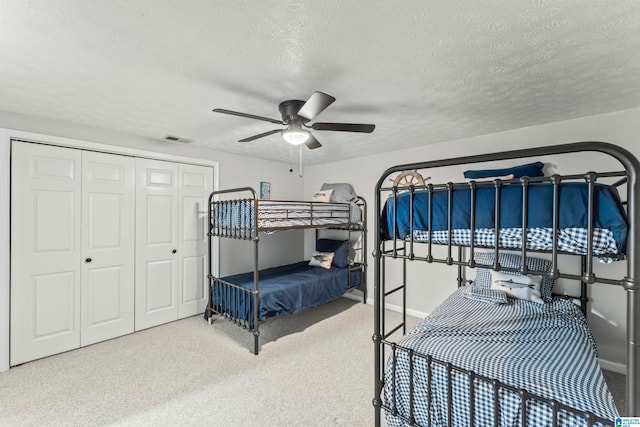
[172,249,177,254]
[85,257,92,263]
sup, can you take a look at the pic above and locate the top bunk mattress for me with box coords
[381,182,628,257]
[212,199,362,232]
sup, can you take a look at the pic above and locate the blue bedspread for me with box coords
[381,182,628,251]
[210,261,361,323]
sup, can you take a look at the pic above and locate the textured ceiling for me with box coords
[1,1,640,165]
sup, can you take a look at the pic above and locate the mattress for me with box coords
[384,287,619,426]
[212,199,362,231]
[381,182,628,256]
[210,261,362,323]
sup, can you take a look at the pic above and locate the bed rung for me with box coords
[384,322,404,339]
[384,284,405,297]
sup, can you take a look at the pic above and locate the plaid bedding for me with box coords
[211,199,359,231]
[384,287,619,426]
[411,227,621,262]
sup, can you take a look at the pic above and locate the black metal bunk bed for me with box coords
[205,187,367,355]
[373,142,639,426]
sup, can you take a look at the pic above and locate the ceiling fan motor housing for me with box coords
[279,100,307,123]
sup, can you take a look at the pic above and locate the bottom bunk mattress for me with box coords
[384,287,619,426]
[209,261,361,323]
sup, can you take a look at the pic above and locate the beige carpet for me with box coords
[0,298,378,426]
[0,297,627,426]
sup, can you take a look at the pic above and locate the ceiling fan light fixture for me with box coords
[281,128,310,145]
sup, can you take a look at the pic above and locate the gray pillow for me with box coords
[320,183,357,203]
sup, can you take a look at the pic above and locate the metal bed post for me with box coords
[360,196,368,303]
[591,143,640,416]
[206,191,215,322]
[619,149,640,416]
[580,256,589,315]
[252,191,260,355]
[457,246,464,287]
[373,174,385,427]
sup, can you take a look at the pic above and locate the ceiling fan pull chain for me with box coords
[299,145,303,177]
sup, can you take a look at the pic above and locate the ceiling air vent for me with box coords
[164,135,193,143]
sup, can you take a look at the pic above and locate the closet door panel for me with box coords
[81,151,135,346]
[145,260,174,310]
[178,164,213,318]
[135,158,179,330]
[11,142,81,365]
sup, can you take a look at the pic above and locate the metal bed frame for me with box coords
[373,142,640,425]
[206,187,367,355]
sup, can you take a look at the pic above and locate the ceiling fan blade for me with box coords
[311,122,375,133]
[296,91,336,121]
[238,129,282,142]
[212,108,284,125]
[304,133,322,150]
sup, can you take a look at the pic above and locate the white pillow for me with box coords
[465,174,514,183]
[309,251,334,269]
[312,189,333,202]
[490,270,544,304]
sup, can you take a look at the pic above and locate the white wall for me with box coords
[0,110,305,371]
[303,107,640,368]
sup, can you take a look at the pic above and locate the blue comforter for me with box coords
[381,182,628,251]
[210,261,361,323]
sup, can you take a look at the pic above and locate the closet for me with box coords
[10,141,213,365]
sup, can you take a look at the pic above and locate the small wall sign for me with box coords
[260,181,271,199]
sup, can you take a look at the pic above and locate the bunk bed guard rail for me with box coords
[373,142,640,422]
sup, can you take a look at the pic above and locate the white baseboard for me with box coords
[365,297,428,319]
[598,358,626,375]
[342,292,364,303]
[342,293,428,319]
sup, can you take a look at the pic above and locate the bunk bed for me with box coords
[205,186,367,355]
[373,142,639,426]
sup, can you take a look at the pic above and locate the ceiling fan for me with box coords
[212,91,375,150]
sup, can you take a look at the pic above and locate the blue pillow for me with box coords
[463,161,544,179]
[316,239,349,268]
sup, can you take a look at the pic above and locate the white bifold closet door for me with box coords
[10,142,135,364]
[11,142,82,365]
[177,163,211,319]
[81,151,135,346]
[134,159,211,331]
[135,159,179,330]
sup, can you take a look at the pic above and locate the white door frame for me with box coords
[0,128,220,372]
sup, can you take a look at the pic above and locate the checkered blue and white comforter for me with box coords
[384,287,619,426]
[411,227,621,262]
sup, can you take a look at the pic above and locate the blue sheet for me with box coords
[381,182,628,251]
[209,261,361,324]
